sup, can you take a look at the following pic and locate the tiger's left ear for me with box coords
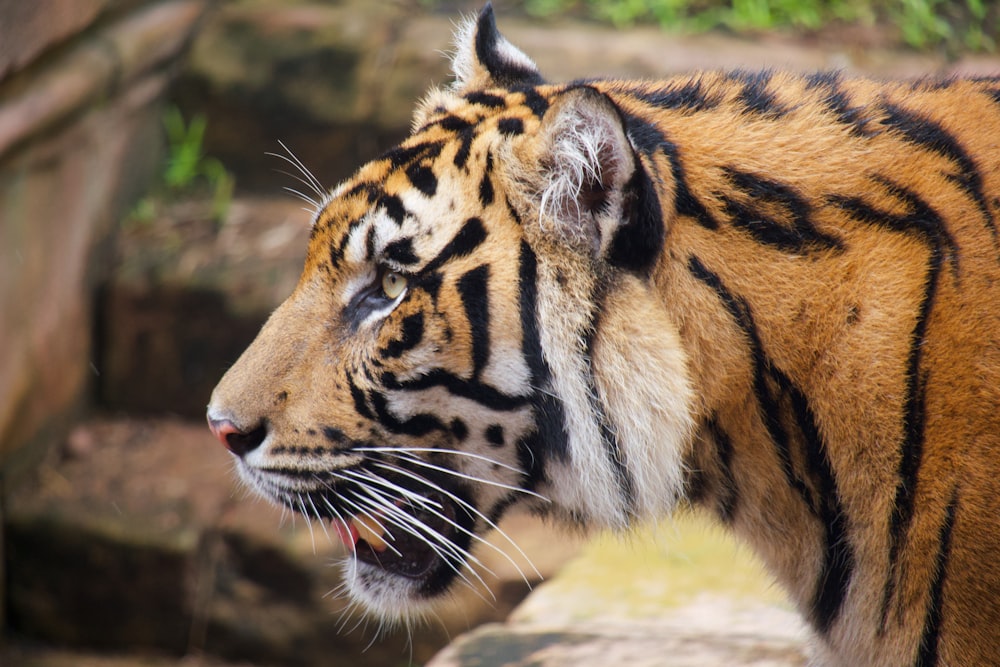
[452,4,544,92]
[525,86,665,275]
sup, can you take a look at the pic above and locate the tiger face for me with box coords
[207,9,694,615]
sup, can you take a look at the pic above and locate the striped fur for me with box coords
[207,6,1000,664]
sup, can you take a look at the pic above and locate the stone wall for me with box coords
[0,0,208,481]
[0,0,208,633]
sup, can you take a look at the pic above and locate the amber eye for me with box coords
[381,270,408,299]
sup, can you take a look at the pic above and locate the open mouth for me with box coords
[331,492,459,580]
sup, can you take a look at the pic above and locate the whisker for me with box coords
[335,493,405,559]
[280,183,321,208]
[305,491,335,545]
[372,451,551,504]
[354,446,525,476]
[340,468,443,511]
[295,493,318,554]
[372,462,542,583]
[267,141,326,198]
[349,487,496,598]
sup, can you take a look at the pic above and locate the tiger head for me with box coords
[207,6,695,618]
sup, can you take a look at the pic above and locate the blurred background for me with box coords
[1,1,997,665]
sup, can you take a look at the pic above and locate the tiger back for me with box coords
[207,6,1000,665]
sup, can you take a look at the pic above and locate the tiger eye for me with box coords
[381,270,408,299]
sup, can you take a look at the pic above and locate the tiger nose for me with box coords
[207,415,267,457]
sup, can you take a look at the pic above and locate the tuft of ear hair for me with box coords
[528,86,663,274]
[452,3,543,92]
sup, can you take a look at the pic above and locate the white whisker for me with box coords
[341,468,442,511]
[267,141,326,198]
[305,491,335,546]
[372,462,543,583]
[354,446,525,476]
[350,487,496,599]
[281,184,321,208]
[295,493,318,554]
[372,451,550,504]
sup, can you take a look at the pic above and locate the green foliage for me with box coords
[126,107,234,228]
[520,0,997,52]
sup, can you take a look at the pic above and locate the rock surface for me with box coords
[427,518,808,666]
[0,0,208,480]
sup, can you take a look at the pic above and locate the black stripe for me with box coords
[321,426,345,444]
[474,5,543,88]
[519,242,546,387]
[804,71,874,137]
[687,256,817,514]
[831,180,948,631]
[616,110,718,231]
[380,141,444,171]
[369,390,447,437]
[423,217,488,274]
[381,312,424,358]
[437,115,473,133]
[705,417,739,524]
[519,241,570,461]
[662,139,719,229]
[485,425,505,447]
[478,151,501,212]
[619,110,665,156]
[722,167,844,253]
[780,371,854,633]
[607,164,665,276]
[915,488,959,667]
[689,255,853,632]
[347,372,374,420]
[332,215,366,264]
[479,172,495,207]
[830,176,959,277]
[378,194,407,225]
[405,163,437,197]
[520,87,549,117]
[364,225,377,262]
[584,282,636,516]
[453,126,476,169]
[457,264,491,379]
[629,78,718,113]
[383,237,419,265]
[418,271,442,302]
[497,117,524,136]
[380,369,530,412]
[733,70,787,117]
[881,101,996,243]
[465,91,505,108]
[450,418,468,441]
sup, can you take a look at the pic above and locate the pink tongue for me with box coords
[332,519,360,552]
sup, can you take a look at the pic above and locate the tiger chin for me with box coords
[207,4,1000,665]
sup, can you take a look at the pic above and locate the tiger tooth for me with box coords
[352,515,389,552]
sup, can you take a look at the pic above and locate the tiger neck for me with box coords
[529,239,697,529]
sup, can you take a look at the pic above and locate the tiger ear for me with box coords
[529,86,664,274]
[451,4,543,92]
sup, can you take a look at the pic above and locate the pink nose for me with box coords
[207,416,266,457]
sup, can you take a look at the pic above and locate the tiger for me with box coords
[206,5,1000,665]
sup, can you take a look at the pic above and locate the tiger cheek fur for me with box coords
[208,5,1000,665]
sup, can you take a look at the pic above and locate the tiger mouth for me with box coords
[332,492,459,580]
[256,466,471,586]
